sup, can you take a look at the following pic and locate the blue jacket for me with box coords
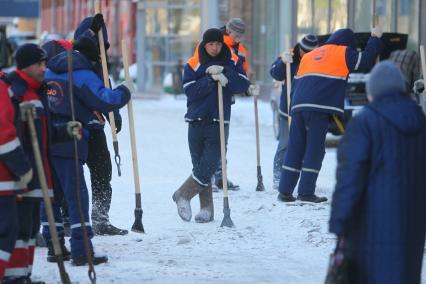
[45,50,130,161]
[330,94,426,284]
[270,58,298,118]
[182,46,250,123]
[291,29,383,116]
[0,71,70,199]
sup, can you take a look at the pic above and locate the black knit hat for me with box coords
[202,28,224,44]
[16,43,47,69]
[299,34,319,52]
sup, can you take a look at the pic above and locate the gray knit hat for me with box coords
[226,18,245,36]
[299,34,318,52]
[366,60,406,98]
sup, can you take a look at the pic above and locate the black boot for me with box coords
[29,280,46,284]
[47,239,71,263]
[71,253,108,266]
[215,178,240,191]
[277,193,296,202]
[93,222,128,236]
[297,194,328,203]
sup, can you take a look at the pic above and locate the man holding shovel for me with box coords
[72,14,129,236]
[0,43,79,283]
[44,17,132,265]
[173,28,250,223]
[278,27,383,203]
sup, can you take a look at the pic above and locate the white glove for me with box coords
[413,79,424,94]
[19,168,33,186]
[206,65,224,75]
[211,73,229,87]
[120,80,136,93]
[371,26,383,38]
[280,51,293,64]
[67,121,82,140]
[247,84,260,96]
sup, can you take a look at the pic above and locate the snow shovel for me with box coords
[20,102,71,284]
[217,82,235,228]
[251,73,265,192]
[122,39,145,233]
[419,45,426,113]
[95,1,122,177]
[67,49,96,284]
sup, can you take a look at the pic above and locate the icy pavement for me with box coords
[33,95,426,283]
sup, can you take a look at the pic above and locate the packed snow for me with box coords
[32,95,426,283]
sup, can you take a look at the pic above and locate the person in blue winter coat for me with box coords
[39,39,73,264]
[72,14,129,236]
[329,61,426,284]
[270,34,318,190]
[43,15,131,265]
[277,27,383,203]
[172,28,250,223]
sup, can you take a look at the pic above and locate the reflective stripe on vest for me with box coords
[0,138,20,155]
[0,181,23,191]
[295,45,349,80]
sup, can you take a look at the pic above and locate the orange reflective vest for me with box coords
[223,34,249,73]
[187,45,240,72]
[296,45,349,80]
[291,44,350,115]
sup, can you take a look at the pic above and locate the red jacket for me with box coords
[0,70,54,199]
[0,76,30,196]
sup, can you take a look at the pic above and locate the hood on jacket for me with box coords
[368,94,426,135]
[367,60,407,98]
[42,39,72,62]
[326,28,356,49]
[47,50,95,74]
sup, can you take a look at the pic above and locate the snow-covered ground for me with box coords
[33,96,426,283]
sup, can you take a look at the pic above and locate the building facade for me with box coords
[136,0,424,92]
[39,0,425,92]
[40,0,137,79]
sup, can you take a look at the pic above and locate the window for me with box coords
[354,0,373,32]
[297,0,314,38]
[297,0,347,40]
[397,0,419,49]
[141,0,201,90]
[252,0,280,81]
[330,0,348,32]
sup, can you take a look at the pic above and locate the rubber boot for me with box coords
[172,176,203,221]
[47,239,71,263]
[195,184,214,223]
[93,222,128,236]
[71,253,108,266]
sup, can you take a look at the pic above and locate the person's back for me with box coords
[330,61,426,284]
